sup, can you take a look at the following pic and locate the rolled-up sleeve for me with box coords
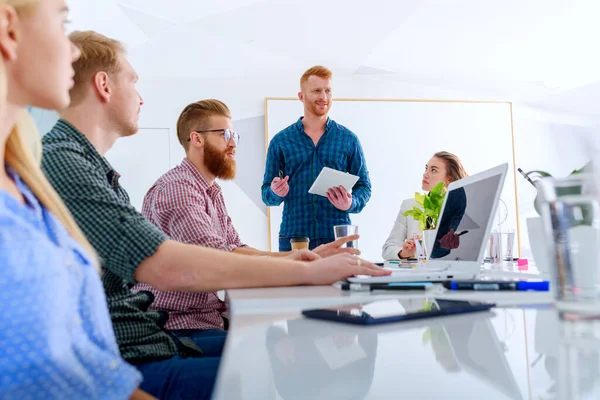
[41,144,167,284]
[261,138,286,207]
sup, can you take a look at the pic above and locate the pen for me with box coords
[278,170,284,179]
[443,281,549,292]
[341,282,432,291]
[377,261,415,269]
[517,168,537,188]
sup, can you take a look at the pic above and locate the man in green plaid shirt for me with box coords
[41,31,388,399]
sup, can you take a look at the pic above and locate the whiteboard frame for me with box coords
[264,97,521,257]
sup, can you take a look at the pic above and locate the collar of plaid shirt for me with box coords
[41,119,204,362]
[180,157,221,196]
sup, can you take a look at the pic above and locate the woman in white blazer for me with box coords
[382,152,468,260]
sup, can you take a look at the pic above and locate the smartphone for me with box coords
[302,298,495,326]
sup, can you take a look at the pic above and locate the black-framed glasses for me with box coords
[188,129,240,145]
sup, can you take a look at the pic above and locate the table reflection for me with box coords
[266,319,378,400]
[264,298,524,400]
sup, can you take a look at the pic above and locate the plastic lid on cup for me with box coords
[290,237,310,243]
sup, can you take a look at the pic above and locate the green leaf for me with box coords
[571,162,592,175]
[424,208,436,217]
[415,192,425,207]
[430,194,444,210]
[430,182,445,197]
[403,206,424,219]
[423,196,435,211]
[524,170,553,180]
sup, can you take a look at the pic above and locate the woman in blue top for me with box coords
[0,0,151,398]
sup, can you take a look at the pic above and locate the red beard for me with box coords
[204,140,236,180]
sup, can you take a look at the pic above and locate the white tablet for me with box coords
[308,167,360,197]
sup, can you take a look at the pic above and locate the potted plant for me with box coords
[521,162,591,279]
[523,163,591,214]
[402,182,446,256]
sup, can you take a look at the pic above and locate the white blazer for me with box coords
[381,198,422,260]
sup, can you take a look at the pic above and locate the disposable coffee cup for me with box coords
[290,237,310,251]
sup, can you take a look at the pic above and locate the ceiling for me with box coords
[68,0,600,117]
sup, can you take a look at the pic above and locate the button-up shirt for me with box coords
[41,120,203,362]
[133,158,244,331]
[0,166,141,398]
[261,117,371,240]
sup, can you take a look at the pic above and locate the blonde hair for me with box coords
[68,30,125,107]
[176,99,231,151]
[2,1,98,265]
[433,151,468,182]
[300,65,332,89]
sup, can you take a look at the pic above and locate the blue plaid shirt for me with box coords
[261,117,371,240]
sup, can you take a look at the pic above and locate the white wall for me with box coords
[511,105,596,258]
[266,99,516,261]
[134,75,497,252]
[133,74,597,256]
[30,74,598,257]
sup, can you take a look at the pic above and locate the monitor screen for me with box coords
[429,173,503,261]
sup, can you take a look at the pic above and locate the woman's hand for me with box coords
[399,238,416,258]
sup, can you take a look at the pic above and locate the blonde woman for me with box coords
[382,151,468,260]
[0,0,153,398]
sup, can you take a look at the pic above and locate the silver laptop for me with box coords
[349,163,509,283]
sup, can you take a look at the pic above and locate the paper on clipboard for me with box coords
[308,167,359,197]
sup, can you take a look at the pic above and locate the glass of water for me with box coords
[503,229,515,261]
[333,225,359,249]
[537,173,600,313]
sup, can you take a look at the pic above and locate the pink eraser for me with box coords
[517,258,529,270]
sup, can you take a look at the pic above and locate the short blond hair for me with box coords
[300,65,332,89]
[176,99,231,151]
[68,31,125,107]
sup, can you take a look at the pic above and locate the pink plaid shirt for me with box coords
[132,158,245,331]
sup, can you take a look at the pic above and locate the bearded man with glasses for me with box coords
[133,99,362,338]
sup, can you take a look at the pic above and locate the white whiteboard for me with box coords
[266,99,519,262]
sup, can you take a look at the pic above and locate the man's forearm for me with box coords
[135,240,309,292]
[232,246,292,258]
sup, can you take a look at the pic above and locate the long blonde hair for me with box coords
[2,0,98,264]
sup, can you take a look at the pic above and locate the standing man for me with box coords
[262,66,372,251]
